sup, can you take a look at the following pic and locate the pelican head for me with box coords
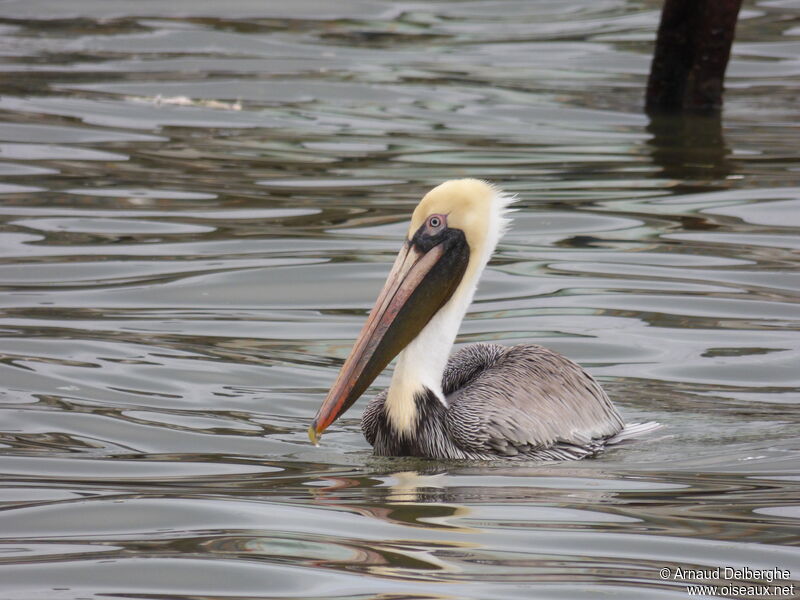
[309,179,513,444]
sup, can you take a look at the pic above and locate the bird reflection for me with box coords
[308,465,619,527]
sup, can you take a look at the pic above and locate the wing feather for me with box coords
[443,343,624,457]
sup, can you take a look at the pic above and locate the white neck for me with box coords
[383,274,476,434]
[383,187,513,435]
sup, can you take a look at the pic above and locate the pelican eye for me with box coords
[428,215,444,228]
[412,213,449,250]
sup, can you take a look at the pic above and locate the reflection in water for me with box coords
[294,466,800,589]
[646,112,732,182]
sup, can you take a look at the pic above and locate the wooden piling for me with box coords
[646,0,742,112]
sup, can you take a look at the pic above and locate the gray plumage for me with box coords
[362,342,651,461]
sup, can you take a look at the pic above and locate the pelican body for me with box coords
[310,179,643,460]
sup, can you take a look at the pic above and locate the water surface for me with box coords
[1,1,799,598]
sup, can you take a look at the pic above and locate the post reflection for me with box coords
[646,111,734,184]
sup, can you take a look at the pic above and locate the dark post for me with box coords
[646,0,742,113]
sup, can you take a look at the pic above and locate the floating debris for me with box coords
[126,94,242,111]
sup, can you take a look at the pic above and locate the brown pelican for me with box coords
[309,179,654,460]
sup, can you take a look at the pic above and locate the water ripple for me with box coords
[0,0,799,598]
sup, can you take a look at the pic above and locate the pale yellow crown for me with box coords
[408,178,512,268]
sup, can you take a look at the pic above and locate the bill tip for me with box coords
[307,425,321,447]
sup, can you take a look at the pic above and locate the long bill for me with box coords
[309,235,469,445]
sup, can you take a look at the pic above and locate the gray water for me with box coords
[1,1,799,598]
